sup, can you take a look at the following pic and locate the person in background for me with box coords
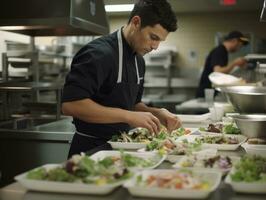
[61,0,181,158]
[196,31,249,98]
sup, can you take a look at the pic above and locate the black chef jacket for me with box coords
[62,29,145,140]
[196,44,228,98]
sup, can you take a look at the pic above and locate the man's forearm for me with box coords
[62,98,131,124]
[134,102,163,117]
[214,63,235,74]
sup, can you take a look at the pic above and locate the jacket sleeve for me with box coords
[62,46,111,102]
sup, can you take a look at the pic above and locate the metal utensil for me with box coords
[233,114,266,138]
[220,86,266,113]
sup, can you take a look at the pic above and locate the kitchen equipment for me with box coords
[0,0,109,36]
[221,86,266,113]
[209,72,243,86]
[233,114,266,138]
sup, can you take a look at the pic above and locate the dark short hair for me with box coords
[128,0,178,32]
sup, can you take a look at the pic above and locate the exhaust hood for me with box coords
[0,0,109,36]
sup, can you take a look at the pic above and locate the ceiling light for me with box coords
[105,4,134,12]
[0,26,28,30]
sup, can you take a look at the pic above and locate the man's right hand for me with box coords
[233,57,247,67]
[125,111,161,135]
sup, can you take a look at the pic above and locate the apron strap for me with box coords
[117,29,123,83]
[116,28,141,85]
[135,57,141,84]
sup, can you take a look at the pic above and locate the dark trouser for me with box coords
[68,133,112,159]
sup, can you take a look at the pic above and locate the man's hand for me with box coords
[155,108,182,132]
[125,111,161,135]
[233,57,247,67]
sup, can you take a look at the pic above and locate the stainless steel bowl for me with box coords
[233,114,266,138]
[221,86,266,113]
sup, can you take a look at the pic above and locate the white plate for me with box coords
[108,128,198,150]
[198,130,223,136]
[225,171,266,194]
[209,72,242,86]
[138,148,217,164]
[173,155,239,175]
[183,128,199,135]
[202,135,246,151]
[176,135,200,143]
[14,164,124,195]
[90,150,166,170]
[124,169,222,199]
[241,143,266,157]
[108,141,147,150]
[176,113,210,123]
[198,131,241,138]
[136,148,181,163]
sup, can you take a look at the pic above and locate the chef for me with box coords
[61,0,181,157]
[196,30,249,98]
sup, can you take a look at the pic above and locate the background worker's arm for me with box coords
[214,57,247,73]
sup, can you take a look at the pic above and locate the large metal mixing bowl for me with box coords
[233,114,266,138]
[221,86,266,113]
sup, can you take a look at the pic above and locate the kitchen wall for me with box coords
[1,11,266,73]
[107,11,266,69]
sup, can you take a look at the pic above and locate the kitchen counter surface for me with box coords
[2,181,265,200]
[0,118,74,141]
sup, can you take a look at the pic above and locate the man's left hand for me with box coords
[156,108,182,132]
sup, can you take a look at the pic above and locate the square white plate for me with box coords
[176,113,210,123]
[108,128,198,150]
[108,141,147,150]
[178,135,247,151]
[90,150,166,170]
[124,169,222,199]
[14,164,124,195]
[166,148,218,163]
[225,170,266,194]
[172,155,239,175]
[200,135,247,151]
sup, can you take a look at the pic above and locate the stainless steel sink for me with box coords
[0,117,56,130]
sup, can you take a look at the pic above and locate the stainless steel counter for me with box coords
[0,118,75,187]
[0,118,74,141]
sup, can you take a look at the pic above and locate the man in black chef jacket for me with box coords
[196,31,249,98]
[62,0,181,157]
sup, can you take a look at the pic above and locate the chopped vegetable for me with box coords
[223,123,241,135]
[27,152,133,185]
[137,170,210,190]
[231,155,266,182]
[200,123,241,135]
